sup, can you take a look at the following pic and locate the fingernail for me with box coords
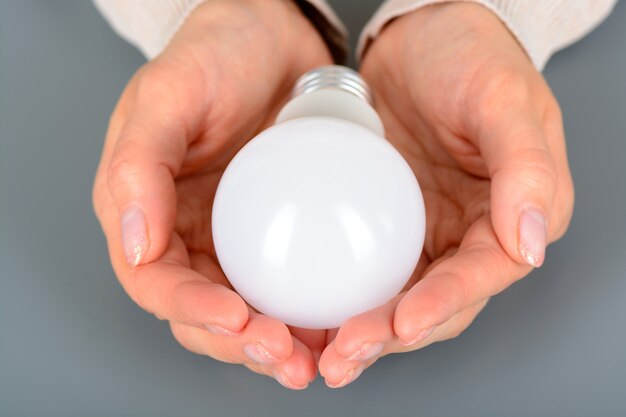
[346,342,385,361]
[519,208,547,267]
[204,324,240,337]
[326,365,364,388]
[244,342,278,365]
[121,205,148,267]
[273,370,308,390]
[400,326,435,346]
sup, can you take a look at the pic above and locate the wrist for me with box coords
[177,0,328,55]
[368,2,529,66]
[375,2,530,66]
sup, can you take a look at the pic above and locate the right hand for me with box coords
[92,0,333,389]
[318,3,574,387]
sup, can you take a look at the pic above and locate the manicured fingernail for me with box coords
[326,365,364,388]
[519,208,546,267]
[400,326,435,346]
[273,370,308,390]
[121,205,148,267]
[204,324,240,337]
[244,342,278,365]
[346,342,385,361]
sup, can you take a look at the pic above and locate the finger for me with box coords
[171,316,317,389]
[394,215,529,344]
[96,138,248,333]
[319,299,487,388]
[324,256,434,361]
[332,295,400,361]
[541,103,575,240]
[473,98,558,267]
[319,339,370,389]
[266,336,317,390]
[92,79,136,226]
[327,251,454,361]
[243,337,316,390]
[395,298,488,352]
[287,326,328,364]
[319,298,400,388]
[123,233,249,333]
[170,312,293,365]
[106,70,201,267]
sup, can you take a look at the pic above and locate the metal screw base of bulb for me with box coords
[292,66,373,106]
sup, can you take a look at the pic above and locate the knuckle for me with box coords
[508,148,558,194]
[107,158,141,192]
[471,243,503,284]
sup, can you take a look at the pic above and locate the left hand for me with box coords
[318,3,575,387]
[92,0,333,389]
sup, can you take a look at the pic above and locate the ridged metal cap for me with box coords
[292,65,373,105]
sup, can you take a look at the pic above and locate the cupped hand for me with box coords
[92,0,333,389]
[319,3,574,387]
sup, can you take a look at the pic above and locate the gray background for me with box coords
[1,1,625,416]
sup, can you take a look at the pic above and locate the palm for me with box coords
[94,0,334,385]
[320,3,572,388]
[152,17,334,357]
[171,115,333,363]
[361,70,490,295]
[356,4,531,291]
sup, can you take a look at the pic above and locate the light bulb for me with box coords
[212,66,425,329]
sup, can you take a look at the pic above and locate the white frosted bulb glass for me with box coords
[212,66,425,329]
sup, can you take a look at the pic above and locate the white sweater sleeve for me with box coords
[94,0,618,69]
[93,0,347,61]
[93,0,204,59]
[358,0,619,70]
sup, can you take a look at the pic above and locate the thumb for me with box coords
[107,109,188,267]
[478,112,557,267]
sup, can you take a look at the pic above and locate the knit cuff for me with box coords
[94,0,348,62]
[93,0,204,59]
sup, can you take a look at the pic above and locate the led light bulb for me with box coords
[212,66,425,329]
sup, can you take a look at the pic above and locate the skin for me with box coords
[318,3,574,387]
[92,0,333,389]
[94,1,575,389]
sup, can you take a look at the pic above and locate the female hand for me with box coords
[319,3,574,387]
[92,0,333,389]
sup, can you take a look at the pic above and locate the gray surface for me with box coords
[1,1,625,416]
